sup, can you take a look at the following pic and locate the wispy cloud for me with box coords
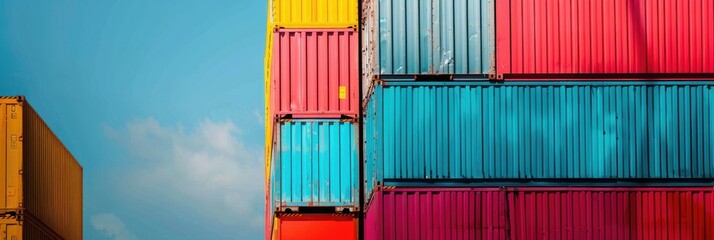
[91,213,137,240]
[104,117,264,236]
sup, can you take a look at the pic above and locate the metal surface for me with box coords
[507,187,714,240]
[495,0,714,79]
[364,81,714,195]
[272,214,358,240]
[0,97,83,240]
[273,120,359,209]
[272,28,359,118]
[363,0,494,77]
[271,0,358,28]
[364,187,714,240]
[365,187,507,240]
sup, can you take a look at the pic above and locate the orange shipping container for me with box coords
[0,96,83,240]
[271,214,357,240]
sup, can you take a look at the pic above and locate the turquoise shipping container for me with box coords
[364,81,714,199]
[272,120,359,212]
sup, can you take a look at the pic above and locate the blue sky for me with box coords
[1,1,267,239]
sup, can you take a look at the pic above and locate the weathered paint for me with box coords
[495,0,714,79]
[273,120,359,209]
[365,187,507,240]
[272,214,358,240]
[362,0,494,77]
[272,29,359,118]
[271,0,358,28]
[364,81,714,194]
[364,187,714,240]
[0,96,83,240]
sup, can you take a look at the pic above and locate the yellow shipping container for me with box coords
[0,96,83,240]
[271,0,358,28]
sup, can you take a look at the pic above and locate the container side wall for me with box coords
[364,188,507,239]
[508,187,714,239]
[23,102,83,240]
[274,121,359,208]
[366,187,714,239]
[374,0,494,75]
[272,29,359,118]
[275,215,357,240]
[272,0,358,28]
[368,82,714,181]
[496,0,714,77]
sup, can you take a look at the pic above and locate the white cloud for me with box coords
[91,213,137,240]
[105,117,264,231]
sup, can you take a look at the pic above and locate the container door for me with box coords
[0,100,23,213]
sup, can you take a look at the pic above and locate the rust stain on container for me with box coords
[0,96,83,240]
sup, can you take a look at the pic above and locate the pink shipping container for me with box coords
[495,0,714,80]
[364,187,508,240]
[271,28,358,119]
[365,187,714,240]
[508,187,714,240]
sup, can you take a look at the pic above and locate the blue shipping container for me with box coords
[363,0,494,76]
[365,81,714,196]
[272,120,359,210]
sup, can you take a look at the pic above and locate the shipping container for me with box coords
[495,0,714,79]
[507,187,714,240]
[272,120,359,212]
[272,214,358,240]
[270,0,358,28]
[365,187,507,240]
[364,81,714,195]
[0,96,83,240]
[364,187,714,240]
[272,28,359,119]
[361,0,494,81]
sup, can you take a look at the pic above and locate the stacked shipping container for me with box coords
[360,0,714,239]
[0,96,83,240]
[265,1,360,239]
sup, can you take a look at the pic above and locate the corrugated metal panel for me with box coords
[271,0,358,28]
[364,0,494,76]
[273,214,358,240]
[23,101,83,240]
[364,187,714,240]
[273,120,359,209]
[272,29,359,118]
[507,187,714,240]
[365,187,507,240]
[0,97,83,240]
[495,0,714,79]
[364,82,714,190]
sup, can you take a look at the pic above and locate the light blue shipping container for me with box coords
[363,0,494,76]
[272,120,359,211]
[365,81,714,197]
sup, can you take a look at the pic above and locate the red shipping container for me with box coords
[507,187,714,240]
[365,187,714,240]
[272,214,357,240]
[495,0,714,80]
[364,187,508,240]
[271,28,358,119]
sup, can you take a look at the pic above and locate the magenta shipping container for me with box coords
[271,28,358,119]
[365,187,508,240]
[365,187,714,240]
[495,0,714,79]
